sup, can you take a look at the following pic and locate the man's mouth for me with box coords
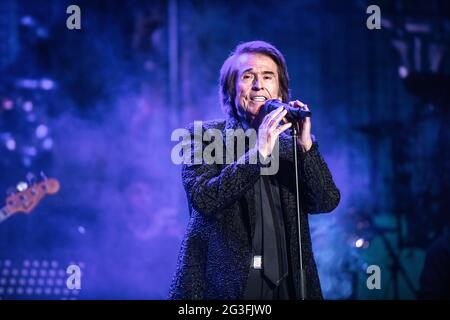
[250,96,267,102]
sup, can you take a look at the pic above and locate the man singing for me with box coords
[169,40,340,300]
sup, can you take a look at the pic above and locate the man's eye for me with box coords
[242,74,253,80]
[264,75,274,80]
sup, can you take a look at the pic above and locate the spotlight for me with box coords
[42,138,53,150]
[2,99,13,110]
[40,78,54,90]
[22,101,33,112]
[5,139,16,151]
[20,16,35,26]
[35,125,48,139]
[355,238,365,248]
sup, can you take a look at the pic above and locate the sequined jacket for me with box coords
[168,116,340,300]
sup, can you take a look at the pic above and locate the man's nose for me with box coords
[252,77,263,90]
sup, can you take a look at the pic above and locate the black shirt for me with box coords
[243,174,294,299]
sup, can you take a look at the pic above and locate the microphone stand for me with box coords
[292,125,307,300]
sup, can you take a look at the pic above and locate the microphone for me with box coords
[263,99,311,121]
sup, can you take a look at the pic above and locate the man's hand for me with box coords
[289,100,313,152]
[257,106,292,159]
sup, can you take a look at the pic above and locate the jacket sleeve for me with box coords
[278,135,340,214]
[298,142,340,214]
[181,125,264,216]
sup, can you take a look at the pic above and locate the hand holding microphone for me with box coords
[263,99,313,152]
[263,99,311,122]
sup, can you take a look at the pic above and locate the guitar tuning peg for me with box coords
[40,171,48,180]
[26,172,36,184]
[16,181,28,192]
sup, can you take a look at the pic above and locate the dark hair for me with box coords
[219,40,290,117]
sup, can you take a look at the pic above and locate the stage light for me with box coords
[20,16,35,26]
[23,146,37,157]
[355,238,364,248]
[399,66,409,79]
[78,226,86,234]
[26,113,36,122]
[36,125,48,139]
[40,78,54,90]
[2,99,13,110]
[17,79,39,89]
[5,139,16,151]
[0,259,83,299]
[36,28,49,39]
[42,138,53,150]
[22,101,33,112]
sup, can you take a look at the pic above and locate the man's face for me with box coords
[234,53,281,121]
